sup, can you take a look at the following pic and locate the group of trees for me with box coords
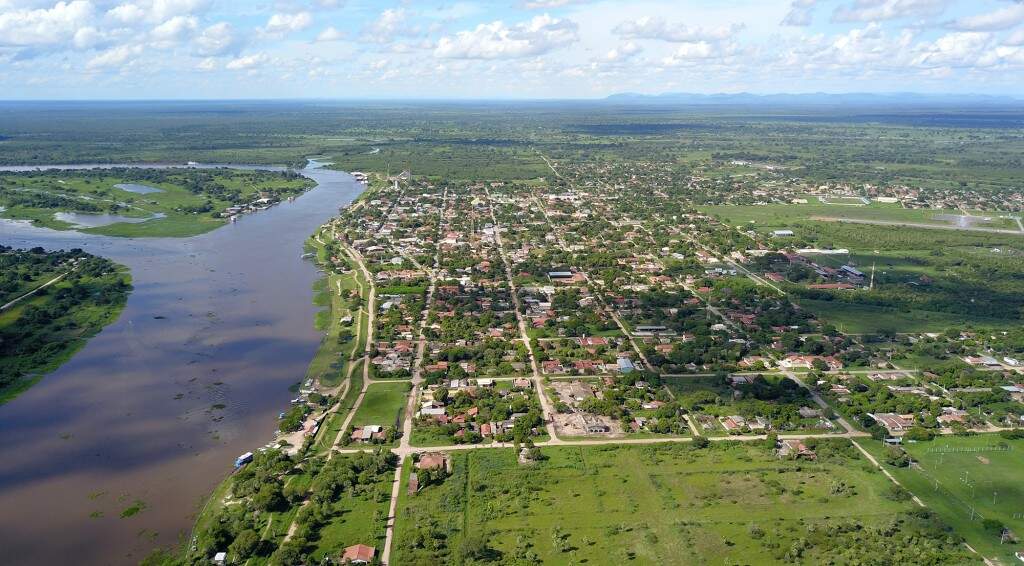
[1,249,130,397]
[191,449,395,565]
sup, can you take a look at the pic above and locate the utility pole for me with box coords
[869,261,876,291]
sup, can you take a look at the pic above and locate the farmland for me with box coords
[392,441,972,565]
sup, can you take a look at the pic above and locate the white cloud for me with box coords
[521,0,594,8]
[1006,27,1024,46]
[614,17,744,43]
[72,26,111,50]
[606,41,641,61]
[315,26,344,42]
[106,0,210,25]
[263,12,313,36]
[192,22,242,56]
[106,3,146,25]
[86,43,142,69]
[911,31,991,67]
[832,0,949,23]
[363,8,420,42]
[226,52,268,70]
[196,56,216,70]
[782,0,819,26]
[151,15,197,43]
[0,0,95,48]
[660,41,731,66]
[947,3,1024,31]
[434,14,578,59]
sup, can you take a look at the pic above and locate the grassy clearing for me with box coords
[393,440,970,565]
[864,435,1024,564]
[350,382,410,428]
[307,465,392,563]
[312,369,364,456]
[795,298,1017,334]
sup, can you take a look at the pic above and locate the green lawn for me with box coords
[393,440,972,564]
[350,382,410,428]
[866,435,1024,564]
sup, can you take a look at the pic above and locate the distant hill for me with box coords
[604,92,1023,106]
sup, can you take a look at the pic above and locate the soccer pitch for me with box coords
[897,436,1024,563]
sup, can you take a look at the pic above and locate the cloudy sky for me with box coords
[1,0,1023,99]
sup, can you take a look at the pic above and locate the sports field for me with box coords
[882,436,1024,564]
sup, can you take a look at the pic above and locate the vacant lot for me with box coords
[796,298,1018,334]
[875,435,1024,564]
[393,441,971,565]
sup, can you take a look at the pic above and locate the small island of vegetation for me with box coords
[0,246,132,403]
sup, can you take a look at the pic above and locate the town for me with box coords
[185,146,1024,565]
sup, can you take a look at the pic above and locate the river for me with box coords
[0,161,363,565]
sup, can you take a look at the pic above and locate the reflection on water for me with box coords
[54,211,167,228]
[114,183,164,195]
[0,161,361,565]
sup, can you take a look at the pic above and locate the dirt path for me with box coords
[851,440,925,507]
[1,271,70,311]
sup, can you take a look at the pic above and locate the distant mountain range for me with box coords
[604,92,1023,106]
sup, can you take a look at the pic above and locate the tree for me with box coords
[252,483,286,512]
[692,436,710,449]
[268,538,307,566]
[228,529,261,561]
[884,446,910,468]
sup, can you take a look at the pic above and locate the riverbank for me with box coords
[0,162,366,566]
[165,224,380,565]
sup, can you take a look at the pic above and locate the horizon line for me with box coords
[0,91,1022,104]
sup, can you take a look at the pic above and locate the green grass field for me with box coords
[871,436,1024,564]
[350,382,409,428]
[393,441,972,565]
[796,298,1019,334]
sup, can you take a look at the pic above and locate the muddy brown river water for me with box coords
[0,161,362,565]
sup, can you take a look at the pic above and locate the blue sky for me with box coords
[1,0,1023,99]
